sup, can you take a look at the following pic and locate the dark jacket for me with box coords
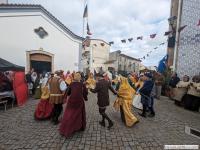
[169,76,180,88]
[91,78,117,107]
[139,80,154,97]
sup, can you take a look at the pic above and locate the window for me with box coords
[34,27,48,39]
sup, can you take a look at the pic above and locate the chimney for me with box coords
[0,0,8,4]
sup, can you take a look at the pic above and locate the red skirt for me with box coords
[34,99,53,120]
[59,100,86,138]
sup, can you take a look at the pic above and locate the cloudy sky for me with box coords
[10,0,171,66]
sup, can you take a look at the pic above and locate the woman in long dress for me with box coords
[34,74,53,120]
[59,73,88,138]
[113,76,139,127]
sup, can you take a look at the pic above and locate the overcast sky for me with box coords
[10,0,171,66]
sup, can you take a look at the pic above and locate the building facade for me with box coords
[106,50,141,75]
[82,39,110,74]
[0,4,83,73]
[171,0,200,77]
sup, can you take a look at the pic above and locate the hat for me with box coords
[144,73,152,78]
[41,86,50,99]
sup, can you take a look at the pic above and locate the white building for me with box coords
[106,50,141,75]
[82,39,110,73]
[0,4,83,73]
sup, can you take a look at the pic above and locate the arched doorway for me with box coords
[26,50,54,73]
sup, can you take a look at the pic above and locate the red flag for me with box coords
[150,34,156,39]
[87,23,92,35]
[178,25,187,32]
[197,19,200,26]
[164,31,172,36]
[137,36,143,40]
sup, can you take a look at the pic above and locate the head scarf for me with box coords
[73,73,81,82]
[118,76,135,100]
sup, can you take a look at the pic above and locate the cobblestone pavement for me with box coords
[0,93,199,150]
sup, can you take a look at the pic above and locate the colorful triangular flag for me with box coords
[137,36,143,40]
[83,5,88,18]
[109,41,114,45]
[178,25,187,32]
[128,38,133,42]
[150,34,156,39]
[154,47,158,49]
[121,39,126,43]
[164,31,172,36]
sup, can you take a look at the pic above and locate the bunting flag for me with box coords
[109,41,114,45]
[87,23,92,35]
[121,39,126,43]
[178,25,187,32]
[128,38,133,42]
[83,5,88,18]
[150,34,156,39]
[154,47,158,49]
[164,31,172,36]
[137,36,143,40]
[197,19,200,26]
[159,42,165,45]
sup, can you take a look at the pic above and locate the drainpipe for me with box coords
[173,0,182,72]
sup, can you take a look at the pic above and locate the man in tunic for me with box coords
[90,73,117,129]
[48,70,67,125]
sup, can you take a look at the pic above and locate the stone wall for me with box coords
[177,0,200,78]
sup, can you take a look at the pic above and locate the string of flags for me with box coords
[109,19,200,46]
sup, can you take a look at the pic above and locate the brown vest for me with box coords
[49,76,63,104]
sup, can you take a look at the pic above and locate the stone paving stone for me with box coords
[0,94,200,149]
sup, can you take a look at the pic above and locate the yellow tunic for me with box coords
[113,77,138,127]
[86,75,96,89]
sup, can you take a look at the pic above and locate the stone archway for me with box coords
[26,50,54,73]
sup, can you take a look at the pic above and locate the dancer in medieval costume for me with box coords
[34,85,54,120]
[59,73,88,138]
[113,76,139,127]
[13,72,28,106]
[48,71,67,125]
[90,73,117,129]
[132,74,144,110]
[34,73,53,120]
[86,73,96,89]
[138,73,154,117]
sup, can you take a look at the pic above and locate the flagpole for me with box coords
[82,0,86,38]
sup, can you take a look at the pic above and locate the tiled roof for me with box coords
[0,3,83,41]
